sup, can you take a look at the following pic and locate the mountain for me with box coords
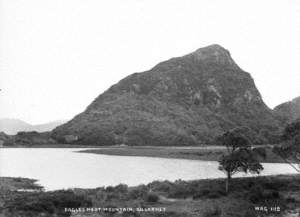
[0,119,67,135]
[274,96,300,122]
[0,119,31,135]
[52,44,283,146]
[33,121,68,133]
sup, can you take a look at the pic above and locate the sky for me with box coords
[0,0,299,124]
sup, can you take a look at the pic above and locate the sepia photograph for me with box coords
[0,0,300,216]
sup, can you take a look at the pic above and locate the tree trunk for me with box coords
[225,172,231,194]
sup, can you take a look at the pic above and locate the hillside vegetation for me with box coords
[52,45,283,146]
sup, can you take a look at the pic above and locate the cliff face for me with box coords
[52,45,282,146]
[274,97,300,122]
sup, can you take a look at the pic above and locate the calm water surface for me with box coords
[0,148,297,191]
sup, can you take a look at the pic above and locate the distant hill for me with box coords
[0,119,30,135]
[0,119,67,135]
[274,96,300,122]
[52,44,283,146]
[33,121,68,133]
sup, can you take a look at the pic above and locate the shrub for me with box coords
[128,185,149,199]
[287,182,300,191]
[167,181,196,198]
[247,184,281,203]
[286,197,296,203]
[262,190,280,199]
[145,192,159,203]
[114,184,128,194]
[206,191,225,199]
[262,181,285,191]
[192,189,210,199]
[244,210,257,217]
[105,186,115,192]
[148,180,172,192]
[202,205,222,217]
[285,197,297,203]
[4,190,92,217]
[247,185,264,203]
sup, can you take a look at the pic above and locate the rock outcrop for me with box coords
[52,45,283,145]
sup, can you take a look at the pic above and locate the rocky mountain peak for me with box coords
[52,45,282,146]
[193,44,228,55]
[187,44,237,67]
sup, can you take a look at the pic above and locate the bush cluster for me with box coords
[4,190,92,217]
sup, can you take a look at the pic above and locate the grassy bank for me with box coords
[0,177,42,191]
[3,144,286,163]
[2,144,101,148]
[79,145,286,163]
[1,175,300,217]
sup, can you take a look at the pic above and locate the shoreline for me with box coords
[78,145,286,163]
[1,144,287,163]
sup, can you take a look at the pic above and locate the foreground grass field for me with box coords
[1,174,300,217]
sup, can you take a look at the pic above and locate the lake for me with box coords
[0,148,297,191]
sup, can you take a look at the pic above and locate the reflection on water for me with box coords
[0,148,297,191]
